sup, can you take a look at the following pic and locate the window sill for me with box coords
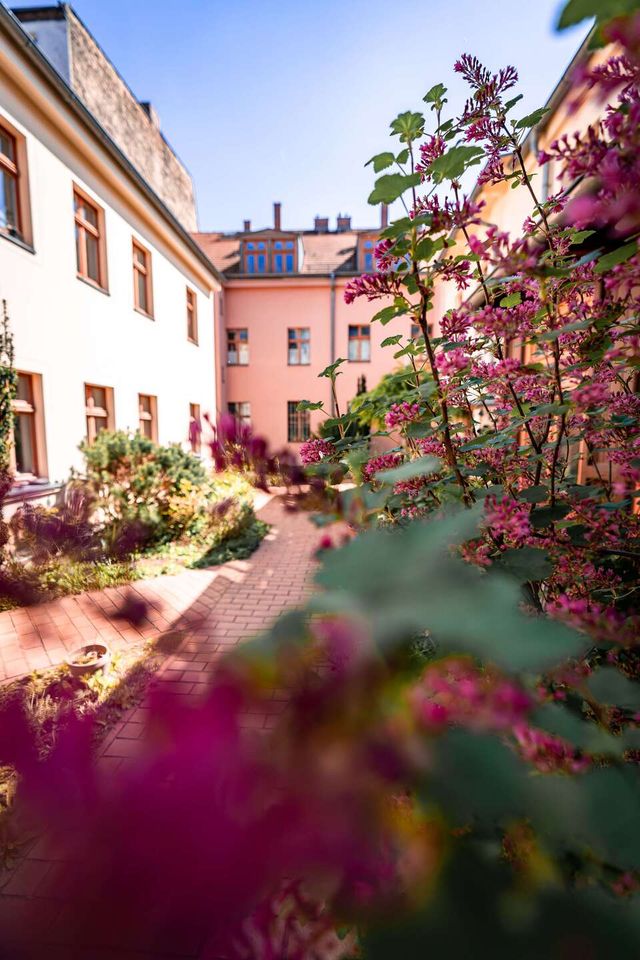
[134,306,154,320]
[227,362,249,367]
[77,274,109,296]
[6,479,62,504]
[288,363,311,367]
[0,230,35,255]
[347,359,371,364]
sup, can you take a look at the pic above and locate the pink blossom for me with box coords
[300,437,337,465]
[385,401,422,430]
[485,495,531,545]
[362,452,403,482]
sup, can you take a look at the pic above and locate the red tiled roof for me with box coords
[193,229,378,277]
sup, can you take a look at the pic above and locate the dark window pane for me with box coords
[83,203,98,229]
[0,130,15,162]
[89,386,106,408]
[137,271,148,311]
[86,233,100,283]
[274,254,283,272]
[0,170,18,231]
[16,374,33,404]
[13,412,35,473]
[285,254,294,272]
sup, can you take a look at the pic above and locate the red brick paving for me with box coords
[0,494,331,959]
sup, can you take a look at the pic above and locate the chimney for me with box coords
[336,213,351,232]
[273,202,282,231]
[381,204,389,229]
[243,219,251,232]
[314,216,329,233]
[139,101,160,131]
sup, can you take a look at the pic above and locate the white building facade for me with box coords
[0,4,221,508]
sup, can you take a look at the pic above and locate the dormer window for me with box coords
[242,238,296,274]
[358,236,377,273]
[244,240,267,273]
[273,239,295,272]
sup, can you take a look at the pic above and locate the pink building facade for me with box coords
[195,208,405,451]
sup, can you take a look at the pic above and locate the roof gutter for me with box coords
[0,4,224,287]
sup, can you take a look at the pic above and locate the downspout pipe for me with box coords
[329,271,336,416]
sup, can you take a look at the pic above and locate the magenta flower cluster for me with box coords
[384,401,422,431]
[362,452,403,481]
[299,437,337,465]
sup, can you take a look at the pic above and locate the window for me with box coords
[348,325,371,362]
[361,239,375,272]
[85,383,114,444]
[0,124,19,239]
[74,186,106,289]
[227,328,249,365]
[287,401,310,443]
[132,239,153,316]
[273,240,295,273]
[189,402,202,453]
[11,373,46,478]
[242,238,296,273]
[228,401,251,427]
[244,240,267,274]
[0,119,31,246]
[288,327,310,365]
[186,288,198,343]
[138,394,158,442]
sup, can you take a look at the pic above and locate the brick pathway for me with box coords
[0,495,318,686]
[0,494,331,959]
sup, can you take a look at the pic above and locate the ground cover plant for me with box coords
[0,432,268,608]
[1,0,640,957]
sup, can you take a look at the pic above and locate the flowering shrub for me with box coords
[4,3,640,958]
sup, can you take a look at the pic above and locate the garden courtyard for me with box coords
[1,0,640,956]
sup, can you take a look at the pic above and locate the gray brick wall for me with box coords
[67,10,197,231]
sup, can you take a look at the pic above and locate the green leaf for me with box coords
[396,148,410,165]
[588,667,640,710]
[374,455,440,485]
[557,0,640,31]
[501,292,522,307]
[317,358,346,380]
[365,151,395,173]
[296,400,324,411]
[594,240,639,274]
[389,110,425,143]
[368,172,421,205]
[517,485,548,503]
[531,702,622,754]
[504,94,524,112]
[423,83,447,108]
[568,229,596,245]
[498,546,553,582]
[428,145,484,184]
[536,319,593,341]
[313,507,587,670]
[515,107,549,130]
[380,334,403,348]
[372,302,409,325]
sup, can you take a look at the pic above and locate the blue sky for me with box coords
[7,0,589,232]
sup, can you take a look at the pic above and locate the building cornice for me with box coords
[0,4,223,290]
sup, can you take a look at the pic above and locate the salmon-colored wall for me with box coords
[220,278,408,451]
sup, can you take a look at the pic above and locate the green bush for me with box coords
[80,430,209,547]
